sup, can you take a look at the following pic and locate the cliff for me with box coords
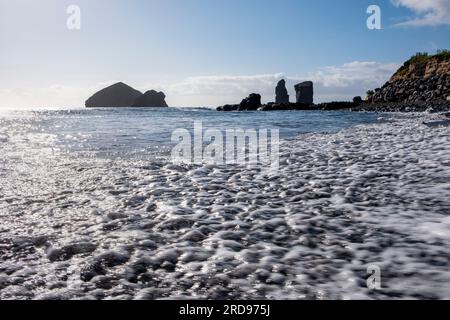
[373,51,450,103]
[390,52,450,82]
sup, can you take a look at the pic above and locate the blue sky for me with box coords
[1,0,449,107]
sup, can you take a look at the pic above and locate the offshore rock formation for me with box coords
[217,82,315,112]
[218,101,356,112]
[86,82,143,108]
[215,93,262,112]
[86,82,168,108]
[372,52,450,103]
[275,79,289,104]
[239,93,262,111]
[295,81,314,104]
[132,90,168,108]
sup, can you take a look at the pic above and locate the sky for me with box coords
[0,0,450,108]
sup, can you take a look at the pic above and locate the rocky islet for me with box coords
[86,82,168,108]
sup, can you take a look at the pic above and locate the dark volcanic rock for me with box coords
[352,101,450,113]
[372,75,450,104]
[132,90,168,108]
[275,79,289,104]
[217,94,262,111]
[218,101,354,112]
[217,104,239,112]
[353,96,363,104]
[369,53,450,104]
[86,82,143,108]
[316,102,357,110]
[239,93,262,111]
[295,81,314,104]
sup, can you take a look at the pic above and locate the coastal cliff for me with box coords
[372,51,450,104]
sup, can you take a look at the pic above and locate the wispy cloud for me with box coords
[391,0,450,26]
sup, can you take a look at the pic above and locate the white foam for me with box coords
[1,113,450,299]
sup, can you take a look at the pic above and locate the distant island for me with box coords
[85,82,168,108]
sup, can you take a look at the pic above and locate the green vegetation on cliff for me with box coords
[395,50,450,79]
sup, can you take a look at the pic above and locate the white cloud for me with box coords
[159,73,285,107]
[298,61,399,102]
[391,0,450,26]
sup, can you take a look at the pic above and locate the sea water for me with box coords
[1,107,449,300]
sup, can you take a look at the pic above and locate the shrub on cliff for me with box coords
[435,49,450,61]
[395,50,450,79]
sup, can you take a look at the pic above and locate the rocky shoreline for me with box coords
[217,101,450,113]
[352,101,450,113]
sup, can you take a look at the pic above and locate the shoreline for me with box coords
[217,100,450,113]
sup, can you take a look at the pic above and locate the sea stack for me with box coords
[86,82,143,108]
[132,90,168,108]
[275,79,289,104]
[295,81,314,104]
[86,82,168,108]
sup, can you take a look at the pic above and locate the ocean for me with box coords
[0,107,379,160]
[1,107,449,300]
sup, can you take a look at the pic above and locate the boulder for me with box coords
[239,93,262,111]
[372,76,450,103]
[275,79,289,104]
[222,104,239,112]
[86,82,143,108]
[353,96,363,104]
[132,90,168,108]
[295,81,314,104]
